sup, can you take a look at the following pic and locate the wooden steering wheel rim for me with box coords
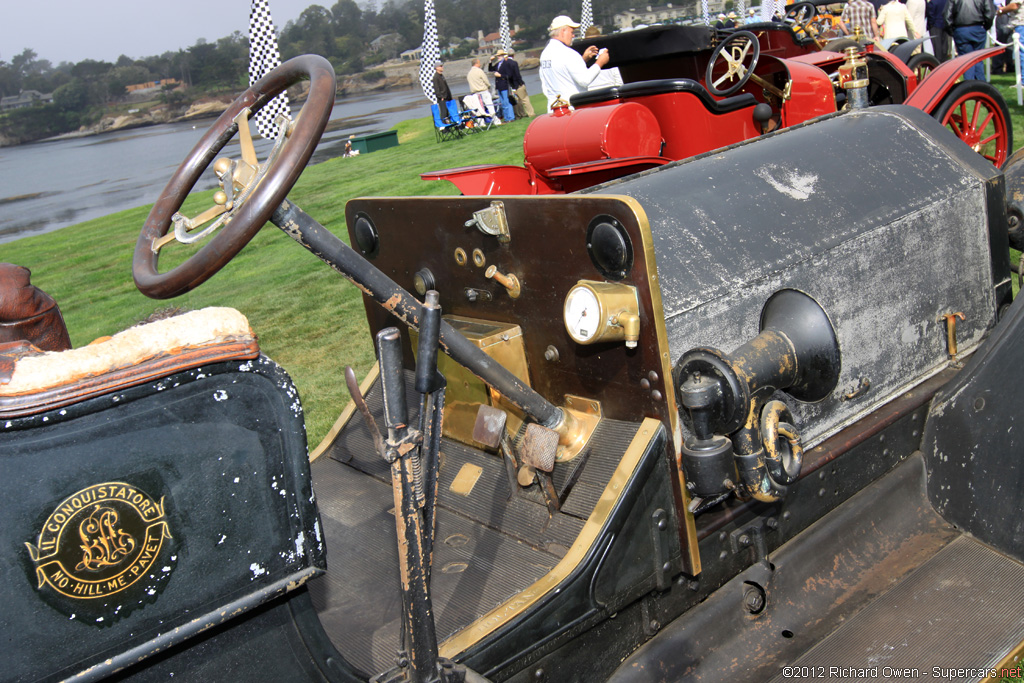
[133,54,336,300]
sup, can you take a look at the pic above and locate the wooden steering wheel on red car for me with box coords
[133,55,335,300]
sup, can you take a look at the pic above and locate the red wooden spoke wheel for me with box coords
[133,54,336,299]
[933,81,1012,167]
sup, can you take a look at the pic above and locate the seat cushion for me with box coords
[1,307,258,417]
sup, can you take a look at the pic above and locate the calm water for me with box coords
[0,71,542,246]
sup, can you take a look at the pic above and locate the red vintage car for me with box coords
[424,24,1010,195]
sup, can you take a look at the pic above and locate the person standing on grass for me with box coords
[490,50,516,122]
[907,0,930,51]
[999,0,1024,68]
[432,61,453,106]
[466,58,500,124]
[878,0,919,47]
[928,0,952,59]
[944,0,996,79]
[505,50,535,118]
[841,0,882,40]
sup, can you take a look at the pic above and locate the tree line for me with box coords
[0,0,681,142]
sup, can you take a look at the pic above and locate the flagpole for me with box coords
[500,0,513,52]
[419,0,441,103]
[248,0,291,139]
[580,0,593,36]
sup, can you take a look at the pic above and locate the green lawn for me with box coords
[4,84,1024,452]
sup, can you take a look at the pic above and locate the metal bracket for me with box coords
[728,516,777,564]
[465,201,510,243]
[650,508,673,591]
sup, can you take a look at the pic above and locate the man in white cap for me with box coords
[745,8,759,24]
[539,14,611,111]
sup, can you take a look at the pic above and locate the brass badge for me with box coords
[26,482,172,601]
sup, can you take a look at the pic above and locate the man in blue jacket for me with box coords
[489,50,516,122]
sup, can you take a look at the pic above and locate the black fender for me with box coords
[890,37,931,64]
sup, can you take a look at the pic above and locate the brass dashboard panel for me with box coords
[346,194,698,573]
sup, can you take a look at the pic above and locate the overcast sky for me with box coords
[2,0,324,66]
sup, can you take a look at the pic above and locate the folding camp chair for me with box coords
[431,103,462,143]
[461,94,499,130]
[445,100,476,134]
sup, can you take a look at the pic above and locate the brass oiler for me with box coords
[563,280,641,348]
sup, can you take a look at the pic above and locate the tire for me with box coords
[823,37,862,52]
[907,52,939,82]
[932,80,1013,167]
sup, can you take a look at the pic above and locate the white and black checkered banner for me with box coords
[580,0,593,36]
[419,0,441,103]
[249,0,290,139]
[500,0,512,52]
[702,0,710,25]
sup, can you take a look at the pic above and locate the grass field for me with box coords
[3,81,1023,453]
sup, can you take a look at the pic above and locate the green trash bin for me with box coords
[349,130,399,155]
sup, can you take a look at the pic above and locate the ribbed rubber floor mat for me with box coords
[775,535,1024,682]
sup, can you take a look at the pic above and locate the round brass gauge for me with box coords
[564,284,602,343]
[563,280,641,347]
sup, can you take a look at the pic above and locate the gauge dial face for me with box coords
[564,285,603,343]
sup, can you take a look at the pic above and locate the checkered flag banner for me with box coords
[736,0,745,18]
[580,0,593,37]
[761,0,776,21]
[249,0,290,139]
[702,0,710,25]
[500,0,513,52]
[418,0,441,104]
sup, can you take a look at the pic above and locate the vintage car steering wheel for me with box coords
[705,31,761,97]
[133,55,335,299]
[785,2,818,33]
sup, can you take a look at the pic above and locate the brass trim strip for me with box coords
[439,417,662,657]
[607,194,701,576]
[310,362,380,462]
[992,641,1024,678]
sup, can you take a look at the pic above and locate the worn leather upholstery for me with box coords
[0,263,72,352]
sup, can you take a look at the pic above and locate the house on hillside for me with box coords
[473,24,521,56]
[0,90,53,111]
[370,33,403,59]
[401,46,423,61]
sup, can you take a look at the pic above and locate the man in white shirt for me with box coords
[465,58,500,124]
[539,15,611,111]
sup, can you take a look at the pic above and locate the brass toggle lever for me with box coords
[485,265,522,298]
[941,312,965,358]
